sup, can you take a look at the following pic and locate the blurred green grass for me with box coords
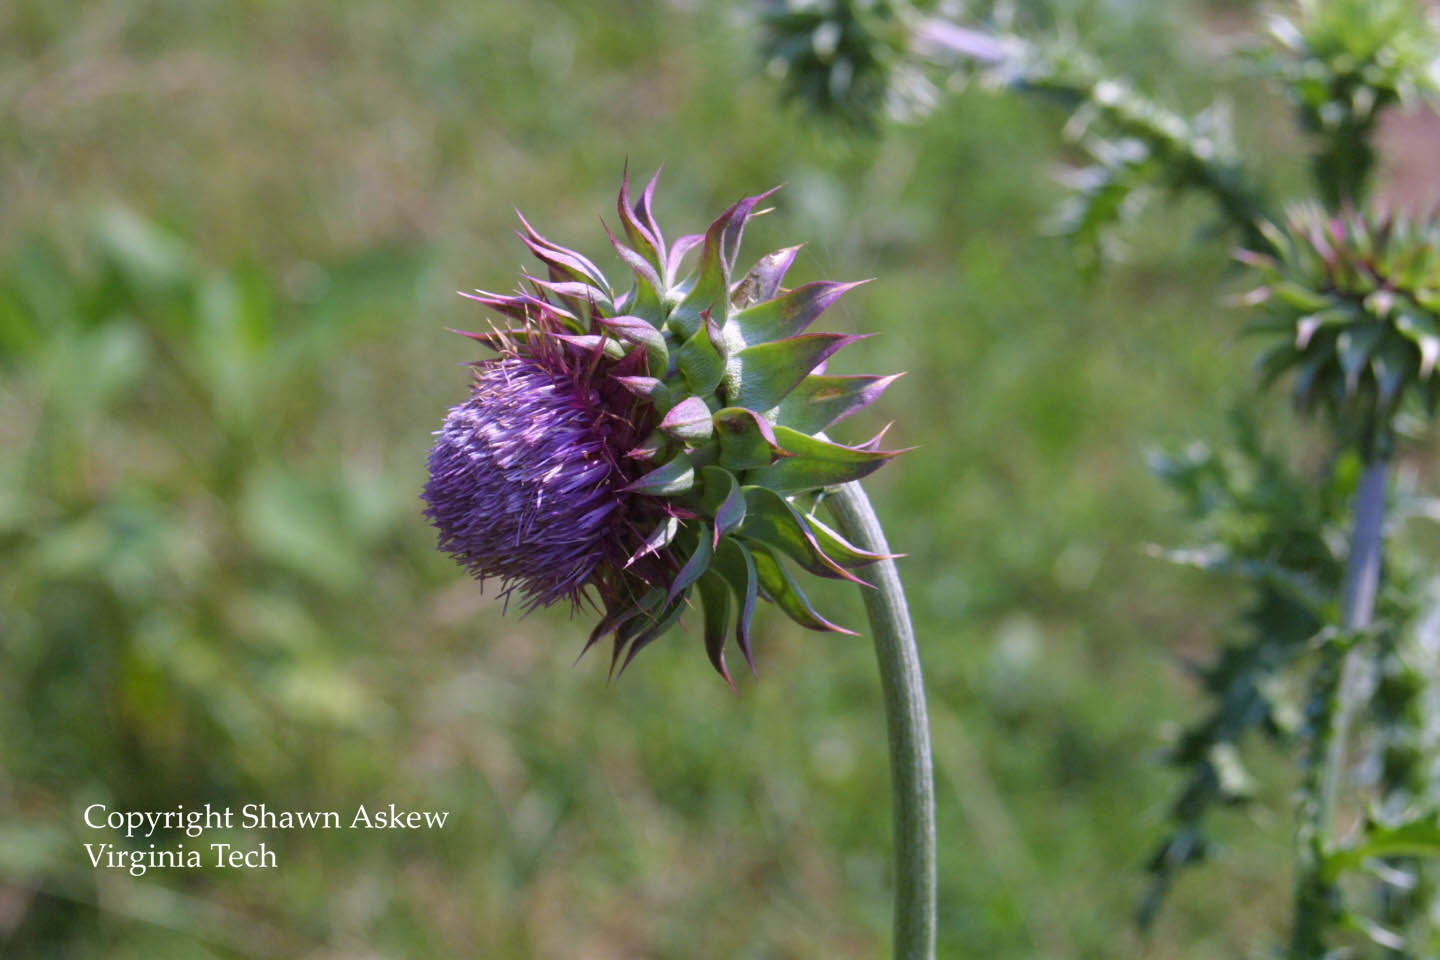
[4,0,1431,957]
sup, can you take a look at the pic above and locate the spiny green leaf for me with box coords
[728,280,869,347]
[613,375,674,411]
[713,407,784,470]
[749,543,856,634]
[599,314,668,372]
[626,517,680,568]
[659,396,714,442]
[1396,310,1440,376]
[516,212,612,291]
[581,587,665,658]
[698,466,747,541]
[675,313,725,395]
[668,524,714,604]
[726,334,866,412]
[797,509,894,568]
[1272,282,1332,311]
[1338,323,1385,390]
[618,168,665,274]
[605,221,666,326]
[776,372,902,434]
[1371,336,1415,408]
[730,245,801,309]
[615,595,688,678]
[622,453,695,495]
[745,425,903,494]
[1294,306,1356,349]
[711,536,759,674]
[697,572,734,686]
[738,485,868,584]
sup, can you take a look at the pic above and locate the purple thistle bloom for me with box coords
[424,171,902,679]
[423,351,648,611]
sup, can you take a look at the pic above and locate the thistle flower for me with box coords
[1239,203,1440,456]
[423,171,903,681]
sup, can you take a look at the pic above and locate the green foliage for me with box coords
[1259,0,1440,205]
[1142,416,1440,946]
[759,0,910,129]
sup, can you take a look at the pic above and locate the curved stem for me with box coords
[826,481,937,960]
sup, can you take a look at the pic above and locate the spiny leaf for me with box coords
[1337,323,1385,391]
[713,407,785,470]
[697,572,734,686]
[659,396,714,442]
[731,245,802,309]
[1294,306,1355,349]
[1396,310,1440,376]
[626,517,680,568]
[579,587,665,660]
[745,425,905,494]
[516,213,611,290]
[738,485,869,585]
[461,290,578,329]
[668,524,714,604]
[712,536,759,674]
[670,188,778,338]
[698,466,747,542]
[749,543,857,634]
[727,334,867,412]
[665,233,704,289]
[622,453,696,495]
[1372,336,1415,408]
[553,332,626,360]
[613,375,673,410]
[618,167,665,273]
[675,311,725,395]
[598,314,668,371]
[776,372,902,434]
[615,596,688,678]
[728,280,869,347]
[797,509,894,568]
[605,220,666,326]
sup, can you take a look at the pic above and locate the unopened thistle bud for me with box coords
[1239,202,1440,457]
[423,171,903,681]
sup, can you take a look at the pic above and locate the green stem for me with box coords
[1323,458,1388,828]
[826,481,937,960]
[1290,458,1389,956]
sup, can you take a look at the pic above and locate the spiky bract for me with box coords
[1240,203,1440,457]
[423,171,903,681]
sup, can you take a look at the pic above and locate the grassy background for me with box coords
[3,1,1435,957]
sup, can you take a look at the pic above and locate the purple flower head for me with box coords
[424,170,904,680]
[424,355,627,610]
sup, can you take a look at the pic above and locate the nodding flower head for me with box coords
[1239,202,1440,457]
[423,170,904,682]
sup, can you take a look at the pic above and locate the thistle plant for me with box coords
[1243,204,1440,459]
[423,172,935,957]
[759,0,1440,954]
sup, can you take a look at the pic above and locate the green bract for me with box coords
[457,171,904,682]
[1241,203,1440,457]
